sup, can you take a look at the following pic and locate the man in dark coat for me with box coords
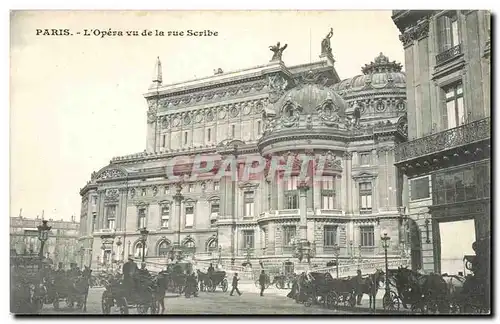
[355,269,363,305]
[229,273,242,296]
[122,256,138,294]
[259,270,267,296]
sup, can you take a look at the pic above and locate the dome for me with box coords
[332,53,406,92]
[275,70,347,118]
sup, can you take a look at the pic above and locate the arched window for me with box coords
[158,240,171,256]
[134,242,146,258]
[183,238,196,255]
[207,238,218,252]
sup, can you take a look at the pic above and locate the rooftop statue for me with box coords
[269,42,288,62]
[321,28,333,56]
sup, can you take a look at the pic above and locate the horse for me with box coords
[196,270,211,292]
[355,269,385,309]
[151,272,169,314]
[394,266,449,313]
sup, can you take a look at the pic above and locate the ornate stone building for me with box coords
[79,35,409,270]
[10,215,81,268]
[392,10,491,273]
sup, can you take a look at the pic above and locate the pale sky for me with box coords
[10,10,405,222]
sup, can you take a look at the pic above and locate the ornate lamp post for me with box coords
[101,242,106,268]
[398,206,408,258]
[115,236,122,264]
[381,230,391,304]
[333,244,340,278]
[37,220,51,269]
[358,244,362,270]
[79,246,85,268]
[139,227,149,263]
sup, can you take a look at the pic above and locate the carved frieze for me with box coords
[317,94,341,126]
[398,17,430,48]
[279,95,301,128]
[98,169,126,180]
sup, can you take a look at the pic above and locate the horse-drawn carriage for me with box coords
[101,272,159,314]
[198,270,228,292]
[46,268,91,311]
[298,272,358,308]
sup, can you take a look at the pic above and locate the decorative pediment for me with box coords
[135,201,150,208]
[207,195,220,202]
[238,181,259,190]
[158,200,172,206]
[280,94,302,127]
[105,188,120,201]
[184,198,197,206]
[352,171,378,181]
[182,235,196,245]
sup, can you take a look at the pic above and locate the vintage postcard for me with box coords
[9,10,491,315]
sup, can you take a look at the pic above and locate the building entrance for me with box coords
[438,219,475,275]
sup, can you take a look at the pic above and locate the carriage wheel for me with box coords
[66,297,75,308]
[304,296,314,307]
[221,279,228,292]
[383,291,400,311]
[101,294,111,314]
[326,291,338,308]
[119,297,129,315]
[265,282,271,289]
[275,281,283,290]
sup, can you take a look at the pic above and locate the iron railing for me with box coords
[395,117,490,163]
[436,44,462,65]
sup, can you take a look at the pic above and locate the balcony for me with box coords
[395,117,491,164]
[436,44,462,66]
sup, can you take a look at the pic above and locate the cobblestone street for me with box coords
[40,284,349,315]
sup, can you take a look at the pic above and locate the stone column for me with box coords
[277,172,284,210]
[298,182,310,241]
[173,184,184,247]
[335,175,342,210]
[343,152,353,215]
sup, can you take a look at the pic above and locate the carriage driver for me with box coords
[122,256,138,294]
[355,269,363,305]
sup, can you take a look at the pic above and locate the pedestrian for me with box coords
[229,273,242,296]
[259,270,267,296]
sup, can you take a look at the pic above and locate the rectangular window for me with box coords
[162,134,166,148]
[188,184,194,193]
[231,125,235,137]
[243,191,255,217]
[359,182,373,214]
[287,176,298,190]
[437,12,460,53]
[141,188,147,196]
[164,185,169,194]
[184,132,188,145]
[360,226,375,247]
[243,230,255,249]
[185,206,194,228]
[432,161,491,205]
[257,121,262,134]
[161,205,170,228]
[207,128,211,142]
[321,176,336,209]
[285,192,299,209]
[324,225,337,247]
[410,177,430,201]
[442,82,465,130]
[283,226,296,247]
[359,152,371,165]
[213,181,220,191]
[211,202,220,214]
[138,208,146,229]
[92,196,97,206]
[106,205,116,230]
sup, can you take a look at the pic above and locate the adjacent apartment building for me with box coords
[392,10,491,274]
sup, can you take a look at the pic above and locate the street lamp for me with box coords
[398,206,408,258]
[139,227,149,263]
[79,246,85,268]
[37,220,51,269]
[381,229,391,307]
[116,236,122,263]
[333,244,340,278]
[358,244,362,270]
[244,247,252,267]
